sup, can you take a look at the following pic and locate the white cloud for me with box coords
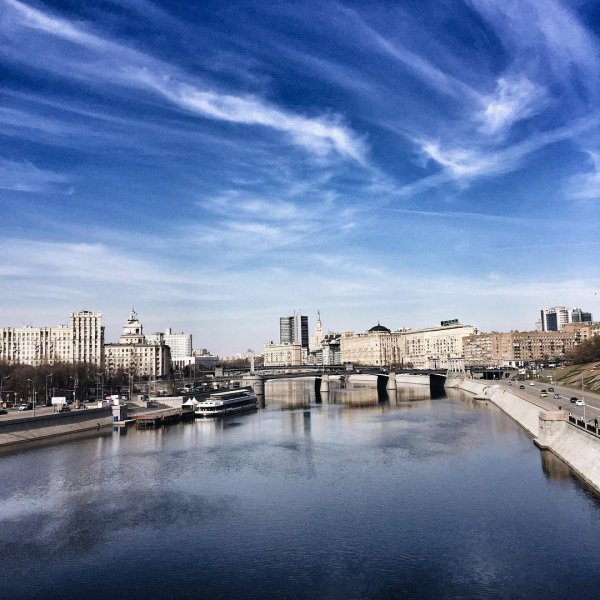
[0,159,67,192]
[133,71,366,162]
[569,151,600,200]
[418,140,494,178]
[478,77,546,134]
[2,0,366,163]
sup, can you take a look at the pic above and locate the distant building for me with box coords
[310,311,325,352]
[340,322,477,369]
[463,322,599,367]
[146,327,194,370]
[311,333,341,366]
[263,341,303,367]
[280,312,309,351]
[539,307,593,331]
[104,310,170,377]
[0,310,104,366]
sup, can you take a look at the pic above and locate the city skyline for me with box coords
[1,0,599,355]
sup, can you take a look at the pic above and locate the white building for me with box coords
[0,310,104,366]
[104,311,170,377]
[147,328,192,360]
[263,341,304,367]
[339,321,478,369]
[540,306,593,331]
[309,311,325,352]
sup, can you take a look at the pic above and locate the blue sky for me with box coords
[1,0,599,355]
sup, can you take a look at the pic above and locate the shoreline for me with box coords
[0,407,114,448]
[451,378,600,495]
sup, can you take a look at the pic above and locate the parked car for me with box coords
[59,405,71,412]
[575,399,585,406]
[18,403,32,411]
[0,408,7,415]
[570,397,578,403]
[519,385,525,389]
[548,387,554,392]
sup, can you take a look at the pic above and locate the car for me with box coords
[554,393,561,399]
[570,397,578,403]
[575,399,585,406]
[529,382,535,386]
[508,381,512,386]
[59,405,71,412]
[519,385,525,389]
[548,387,554,392]
[18,403,32,411]
[0,408,7,415]
[540,391,548,397]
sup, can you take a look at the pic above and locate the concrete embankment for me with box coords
[455,379,600,494]
[0,407,113,448]
[396,374,430,386]
[457,380,541,436]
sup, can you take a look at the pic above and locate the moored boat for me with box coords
[194,388,258,418]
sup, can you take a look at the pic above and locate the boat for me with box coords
[194,388,258,418]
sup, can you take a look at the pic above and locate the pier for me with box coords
[131,407,195,429]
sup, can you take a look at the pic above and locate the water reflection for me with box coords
[2,377,600,599]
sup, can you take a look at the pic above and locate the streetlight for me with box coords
[96,372,104,402]
[69,375,79,408]
[26,378,36,417]
[45,373,53,406]
[0,375,9,407]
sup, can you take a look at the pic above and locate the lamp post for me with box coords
[96,372,104,402]
[26,378,36,417]
[0,375,9,407]
[45,373,53,406]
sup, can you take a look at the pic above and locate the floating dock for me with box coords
[131,407,195,429]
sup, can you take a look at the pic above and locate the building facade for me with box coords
[540,307,593,331]
[463,324,599,366]
[104,311,170,377]
[263,342,303,367]
[0,310,104,366]
[147,328,192,360]
[280,313,309,351]
[339,322,477,369]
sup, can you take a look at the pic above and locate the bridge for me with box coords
[217,368,449,399]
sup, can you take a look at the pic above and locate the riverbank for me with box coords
[452,378,600,495]
[0,407,113,448]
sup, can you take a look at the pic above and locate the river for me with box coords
[1,379,600,599]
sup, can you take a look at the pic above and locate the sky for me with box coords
[1,0,599,355]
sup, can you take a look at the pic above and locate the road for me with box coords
[0,404,88,422]
[496,380,600,425]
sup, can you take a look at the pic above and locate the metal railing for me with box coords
[567,414,600,438]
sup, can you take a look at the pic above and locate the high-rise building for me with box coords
[0,310,104,366]
[279,312,309,350]
[310,311,325,351]
[540,307,593,331]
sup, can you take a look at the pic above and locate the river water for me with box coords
[2,379,600,599]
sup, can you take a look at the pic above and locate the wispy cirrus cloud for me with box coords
[133,71,366,162]
[0,159,68,193]
[477,77,546,135]
[1,0,366,163]
[569,151,600,200]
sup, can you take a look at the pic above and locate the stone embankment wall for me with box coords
[456,380,541,436]
[454,379,600,494]
[0,408,113,448]
[396,374,430,386]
